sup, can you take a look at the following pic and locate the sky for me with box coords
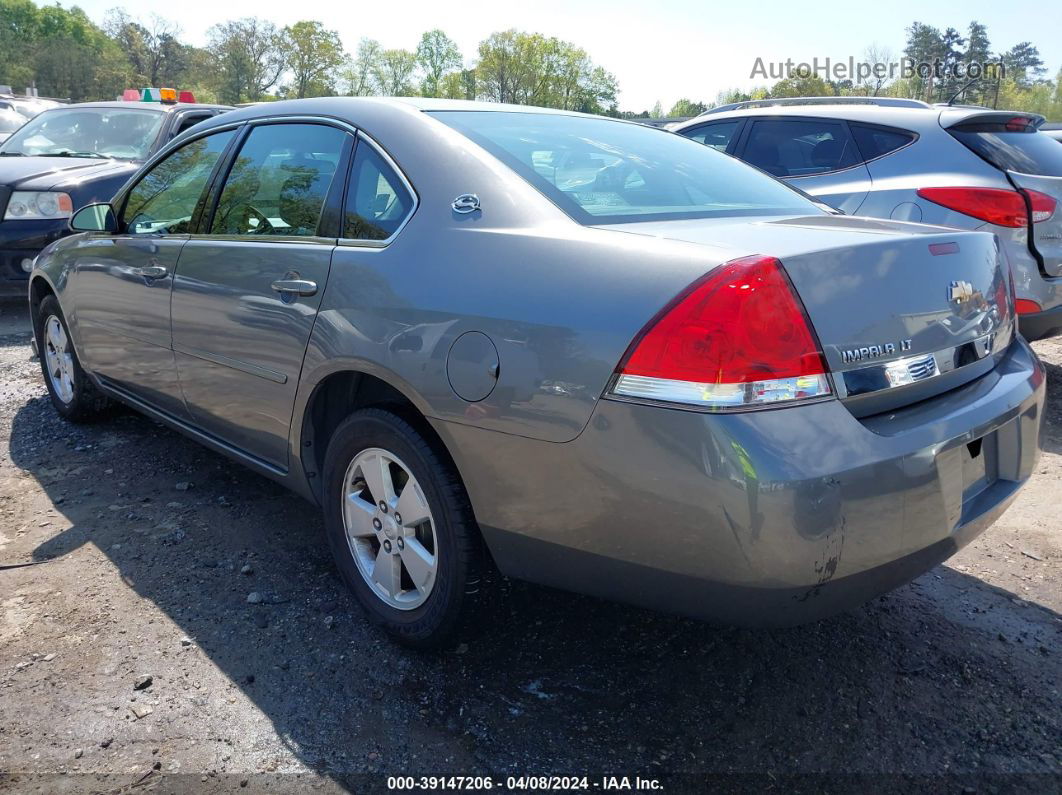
[65,0,1059,112]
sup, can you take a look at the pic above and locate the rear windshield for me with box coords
[950,125,1062,177]
[430,111,820,224]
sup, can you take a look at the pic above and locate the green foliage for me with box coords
[372,49,417,96]
[281,21,344,99]
[416,29,462,98]
[668,99,708,117]
[0,0,127,99]
[206,18,286,103]
[476,30,616,113]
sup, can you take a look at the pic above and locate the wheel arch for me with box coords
[297,367,462,505]
[28,274,57,317]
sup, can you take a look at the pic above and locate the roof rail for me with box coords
[697,96,932,117]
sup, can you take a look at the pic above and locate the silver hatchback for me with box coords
[671,98,1062,340]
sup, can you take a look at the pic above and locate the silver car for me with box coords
[671,97,1062,340]
[28,98,1044,646]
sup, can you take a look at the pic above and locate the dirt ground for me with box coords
[0,296,1059,793]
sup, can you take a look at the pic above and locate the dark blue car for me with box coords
[0,99,230,296]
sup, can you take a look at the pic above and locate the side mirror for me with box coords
[70,203,118,233]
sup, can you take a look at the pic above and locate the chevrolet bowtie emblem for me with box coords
[949,280,974,304]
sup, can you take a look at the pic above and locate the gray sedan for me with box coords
[28,98,1045,646]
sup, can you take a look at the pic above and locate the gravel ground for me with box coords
[0,296,1059,793]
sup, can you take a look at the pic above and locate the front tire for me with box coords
[322,408,488,648]
[34,295,111,422]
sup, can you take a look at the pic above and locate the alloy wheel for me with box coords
[43,315,75,404]
[342,447,438,610]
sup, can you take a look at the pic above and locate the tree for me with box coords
[416,29,461,97]
[372,48,417,96]
[475,30,616,112]
[858,43,894,96]
[937,27,966,102]
[281,20,345,98]
[962,22,992,104]
[340,38,381,96]
[669,98,707,117]
[1002,42,1045,87]
[904,21,943,102]
[104,10,190,87]
[767,75,836,98]
[206,17,286,103]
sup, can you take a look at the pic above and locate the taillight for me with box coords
[610,255,831,410]
[918,187,1027,227]
[1016,298,1042,315]
[917,187,1056,227]
[1020,188,1056,223]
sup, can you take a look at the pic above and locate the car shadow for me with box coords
[7,379,1062,785]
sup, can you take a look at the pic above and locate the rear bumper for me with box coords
[438,338,1045,626]
[0,218,69,297]
[1019,302,1062,341]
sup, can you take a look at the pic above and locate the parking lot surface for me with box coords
[0,297,1059,791]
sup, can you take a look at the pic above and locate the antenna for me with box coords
[946,77,980,106]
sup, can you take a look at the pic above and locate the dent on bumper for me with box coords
[437,338,1045,627]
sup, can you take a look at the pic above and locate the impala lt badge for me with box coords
[841,339,914,364]
[949,279,975,304]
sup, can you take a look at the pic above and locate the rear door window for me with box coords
[742,119,859,177]
[681,120,742,152]
[949,123,1062,176]
[210,123,347,237]
[850,124,916,161]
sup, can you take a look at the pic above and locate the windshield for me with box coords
[430,111,820,224]
[0,107,165,160]
[0,109,23,134]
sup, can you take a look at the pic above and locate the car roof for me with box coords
[673,100,1043,133]
[190,96,644,132]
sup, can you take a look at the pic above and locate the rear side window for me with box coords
[682,120,741,152]
[343,142,414,241]
[850,124,916,161]
[210,123,346,236]
[950,124,1062,177]
[742,119,859,177]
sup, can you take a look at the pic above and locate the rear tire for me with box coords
[322,408,489,648]
[35,295,111,422]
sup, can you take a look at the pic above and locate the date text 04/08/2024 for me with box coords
[386,776,664,790]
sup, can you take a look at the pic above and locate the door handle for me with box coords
[270,279,318,297]
[133,265,168,280]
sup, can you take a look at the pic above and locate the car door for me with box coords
[72,127,237,418]
[169,120,353,470]
[736,117,871,213]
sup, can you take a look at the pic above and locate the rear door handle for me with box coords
[270,279,318,297]
[133,265,168,280]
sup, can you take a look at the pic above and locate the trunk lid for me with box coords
[596,214,1014,416]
